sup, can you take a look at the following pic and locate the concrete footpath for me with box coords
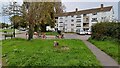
[83,40,118,67]
[78,35,119,67]
[65,34,119,67]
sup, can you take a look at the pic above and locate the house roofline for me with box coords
[55,6,113,17]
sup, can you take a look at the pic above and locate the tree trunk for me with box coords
[28,24,34,40]
[40,24,46,32]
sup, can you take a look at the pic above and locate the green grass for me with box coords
[2,38,101,66]
[88,38,119,64]
[0,29,13,32]
[45,32,59,35]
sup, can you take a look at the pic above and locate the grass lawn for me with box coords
[88,38,119,64]
[45,32,59,35]
[0,29,13,32]
[2,38,101,66]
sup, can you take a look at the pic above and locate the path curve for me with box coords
[64,33,119,67]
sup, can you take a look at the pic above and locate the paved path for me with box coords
[0,32,4,40]
[64,33,119,67]
[83,40,118,67]
[16,33,56,39]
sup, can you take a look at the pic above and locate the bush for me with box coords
[91,22,120,41]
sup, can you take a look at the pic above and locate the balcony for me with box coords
[83,24,89,28]
[83,16,89,23]
[83,21,89,23]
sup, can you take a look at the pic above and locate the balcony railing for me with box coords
[83,24,89,28]
[83,16,89,23]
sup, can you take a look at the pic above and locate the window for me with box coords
[71,24,74,26]
[92,13,97,15]
[101,17,104,19]
[65,24,67,26]
[55,17,58,19]
[71,15,74,17]
[76,24,81,27]
[76,19,81,22]
[59,22,63,23]
[91,18,98,22]
[83,14,86,16]
[86,18,89,22]
[60,17,63,19]
[101,17,106,19]
[76,15,81,18]
[59,26,63,27]
[71,19,74,22]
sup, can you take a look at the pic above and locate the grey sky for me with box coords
[118,1,120,21]
[0,0,119,24]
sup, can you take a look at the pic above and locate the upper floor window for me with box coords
[57,24,58,27]
[60,17,63,19]
[65,24,67,26]
[101,17,104,19]
[101,17,106,20]
[76,24,81,27]
[91,18,98,22]
[55,17,58,19]
[55,20,56,23]
[76,19,81,22]
[71,24,74,26]
[83,14,87,16]
[59,26,63,27]
[92,13,97,15]
[59,22,63,23]
[71,15,74,17]
[86,18,89,22]
[76,15,81,18]
[71,19,74,22]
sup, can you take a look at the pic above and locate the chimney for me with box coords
[76,8,78,12]
[101,4,104,10]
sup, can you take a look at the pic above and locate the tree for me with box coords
[10,15,27,29]
[7,2,22,37]
[54,2,65,14]
[22,1,64,40]
[0,23,9,29]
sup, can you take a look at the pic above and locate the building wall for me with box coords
[56,9,114,32]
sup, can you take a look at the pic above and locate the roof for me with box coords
[55,6,112,17]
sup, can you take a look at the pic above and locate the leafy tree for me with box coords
[10,15,27,29]
[0,23,9,29]
[22,1,64,40]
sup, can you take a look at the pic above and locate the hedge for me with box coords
[91,22,120,41]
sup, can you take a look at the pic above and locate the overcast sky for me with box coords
[0,0,119,24]
[62,2,118,19]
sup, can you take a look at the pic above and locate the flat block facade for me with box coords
[55,4,114,32]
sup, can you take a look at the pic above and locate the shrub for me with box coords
[91,22,120,41]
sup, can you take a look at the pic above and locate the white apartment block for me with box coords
[55,4,114,32]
